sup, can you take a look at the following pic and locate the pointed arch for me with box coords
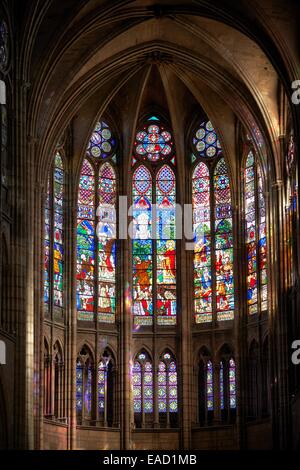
[244,151,268,314]
[77,121,118,324]
[97,348,116,427]
[191,120,234,323]
[132,164,153,325]
[43,337,51,417]
[197,346,214,426]
[216,344,237,423]
[76,344,94,424]
[53,340,64,419]
[158,351,178,427]
[132,116,177,327]
[77,159,96,321]
[214,158,234,320]
[97,161,117,323]
[132,350,153,428]
[156,164,177,325]
[193,161,211,323]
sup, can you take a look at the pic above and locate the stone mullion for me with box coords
[236,151,248,448]
[204,361,208,425]
[213,362,221,423]
[153,362,159,427]
[152,176,158,428]
[112,366,118,427]
[254,162,260,315]
[166,364,170,428]
[60,362,64,419]
[210,161,218,425]
[224,358,230,422]
[104,367,108,427]
[179,156,191,449]
[94,163,99,427]
[121,234,131,449]
[69,188,78,448]
[235,173,245,446]
[211,161,217,326]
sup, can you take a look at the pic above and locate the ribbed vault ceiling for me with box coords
[18,0,299,181]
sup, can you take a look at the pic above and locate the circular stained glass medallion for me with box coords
[87,121,116,159]
[135,123,173,163]
[193,120,222,159]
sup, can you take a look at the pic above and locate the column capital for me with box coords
[271,180,284,189]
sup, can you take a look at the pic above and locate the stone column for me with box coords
[10,78,36,448]
[270,180,290,449]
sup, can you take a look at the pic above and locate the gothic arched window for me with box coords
[76,347,94,424]
[44,152,65,314]
[197,347,214,426]
[132,351,153,428]
[132,117,176,326]
[158,351,178,427]
[244,151,268,314]
[192,120,234,323]
[43,338,51,417]
[53,342,64,420]
[77,121,117,323]
[98,350,115,427]
[220,354,236,423]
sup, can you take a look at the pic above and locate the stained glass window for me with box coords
[287,134,295,176]
[132,117,176,326]
[229,358,236,409]
[97,353,114,425]
[133,361,142,413]
[85,366,92,418]
[193,120,222,159]
[132,166,153,325]
[214,159,234,320]
[192,121,234,323]
[244,152,268,314]
[158,353,178,414]
[76,361,83,414]
[87,121,116,159]
[53,154,64,307]
[206,361,214,411]
[193,163,212,322]
[98,163,116,323]
[220,357,236,415]
[258,166,268,312]
[158,361,167,413]
[77,160,95,320]
[132,353,153,416]
[98,361,106,413]
[77,120,117,323]
[220,361,224,410]
[44,152,65,312]
[44,178,51,307]
[135,124,173,162]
